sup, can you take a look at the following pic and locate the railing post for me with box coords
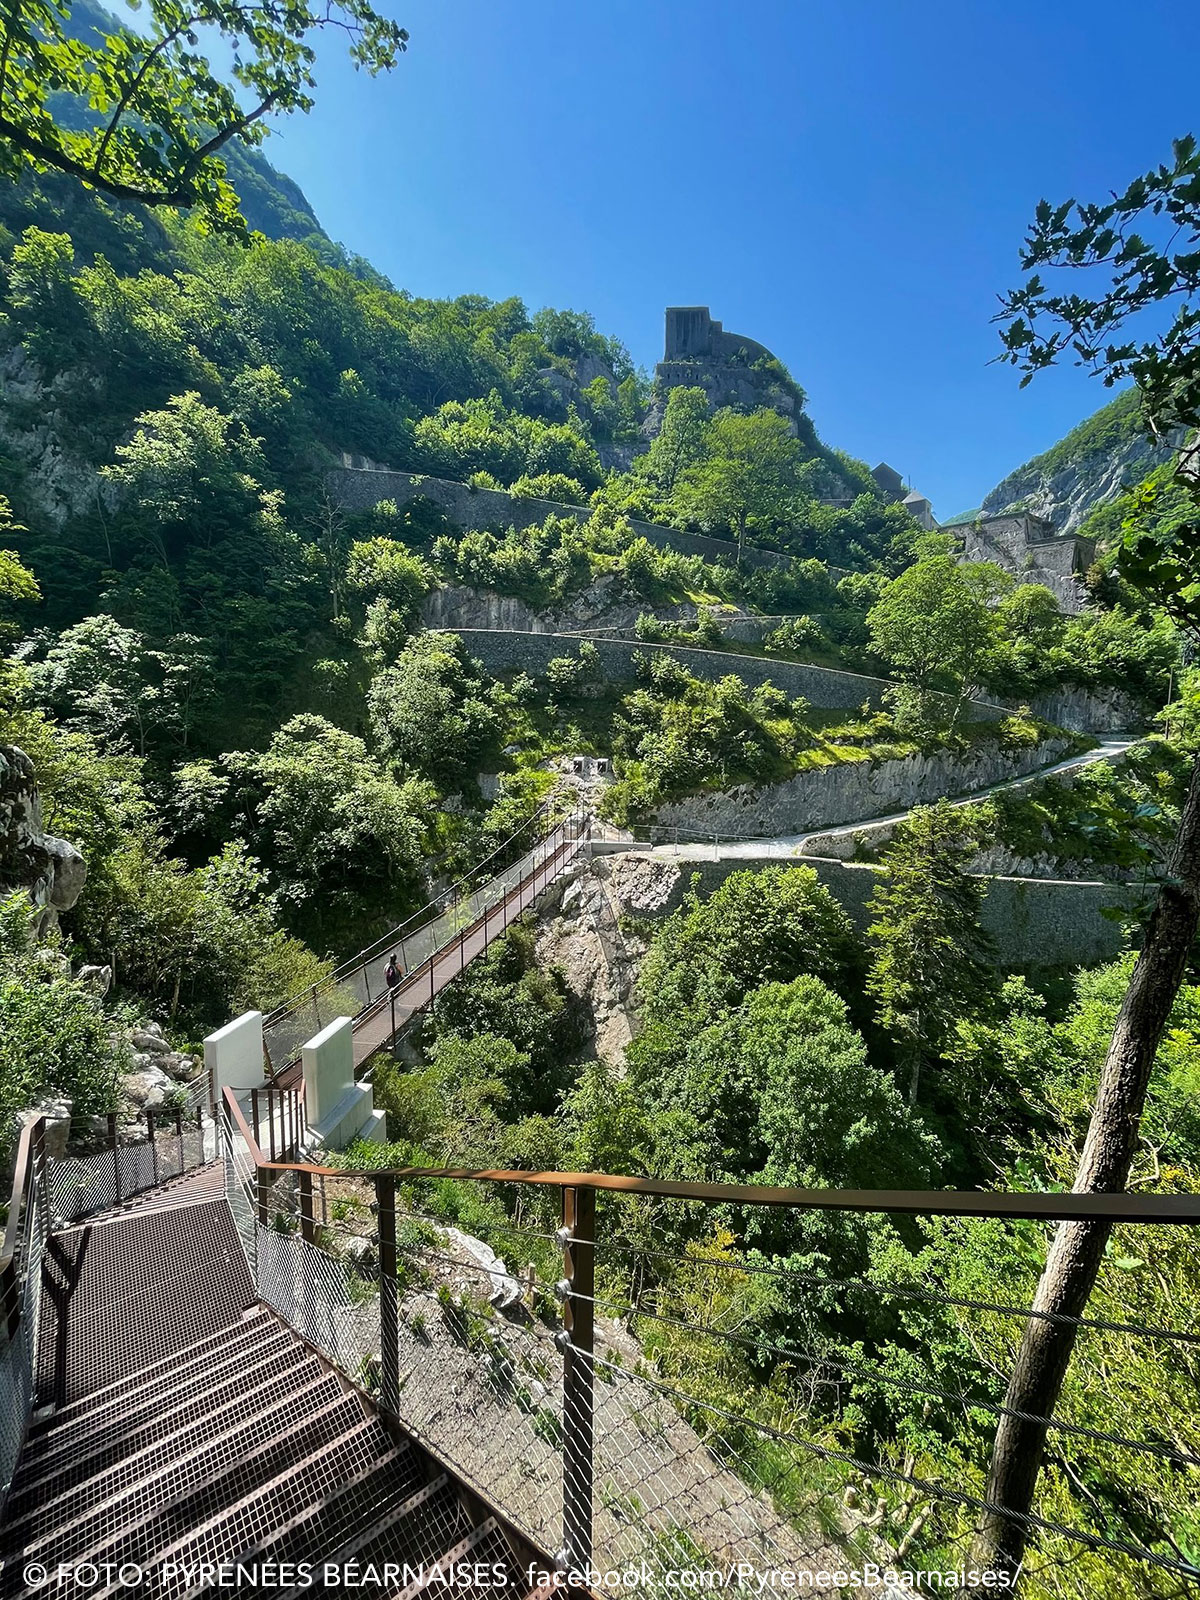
[108,1112,122,1203]
[362,954,372,1004]
[1,1257,18,1341]
[298,1169,316,1245]
[251,1087,261,1151]
[147,1108,158,1186]
[376,1174,400,1413]
[175,1107,184,1174]
[196,1103,204,1164]
[559,1184,595,1576]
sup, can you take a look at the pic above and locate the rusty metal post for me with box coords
[147,1109,158,1187]
[559,1184,595,1575]
[298,1168,316,1245]
[376,1174,400,1413]
[251,1086,261,1151]
[108,1112,122,1203]
[362,953,372,1004]
[196,1103,204,1164]
[268,1089,277,1163]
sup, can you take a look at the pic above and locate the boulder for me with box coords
[131,1030,172,1055]
[160,1051,198,1083]
[77,964,113,997]
[0,744,87,935]
[119,1064,172,1111]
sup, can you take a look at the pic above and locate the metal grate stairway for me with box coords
[0,1181,546,1600]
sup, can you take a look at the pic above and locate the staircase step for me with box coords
[16,1327,295,1481]
[283,1477,469,1600]
[5,1346,319,1519]
[12,1377,355,1580]
[236,1444,428,1586]
[397,1517,514,1600]
[153,1426,410,1600]
[28,1306,271,1437]
[23,1320,289,1464]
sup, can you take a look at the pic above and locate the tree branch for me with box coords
[0,113,197,206]
[92,14,206,178]
[180,88,283,178]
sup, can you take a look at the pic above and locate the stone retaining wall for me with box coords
[649,736,1072,838]
[602,850,1135,970]
[448,627,1009,719]
[326,465,789,569]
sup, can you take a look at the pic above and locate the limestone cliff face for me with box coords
[979,391,1176,535]
[0,339,106,530]
[0,745,87,933]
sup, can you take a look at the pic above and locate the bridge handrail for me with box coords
[219,1086,1199,1224]
[263,793,570,1029]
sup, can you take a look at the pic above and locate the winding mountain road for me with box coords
[598,734,1138,862]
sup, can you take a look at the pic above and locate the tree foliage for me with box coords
[0,0,407,230]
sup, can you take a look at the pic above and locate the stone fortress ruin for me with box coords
[651,307,1093,609]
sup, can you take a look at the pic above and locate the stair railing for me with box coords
[218,1083,1200,1591]
[0,1114,48,1512]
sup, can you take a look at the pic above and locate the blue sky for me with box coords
[258,0,1197,516]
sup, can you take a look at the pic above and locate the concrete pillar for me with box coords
[301,1015,385,1151]
[204,1010,265,1108]
[301,1016,354,1125]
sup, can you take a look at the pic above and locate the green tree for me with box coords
[23,614,213,756]
[867,550,1005,727]
[675,408,806,558]
[979,136,1200,1579]
[224,713,431,946]
[345,538,432,621]
[636,865,855,1032]
[640,386,710,495]
[0,891,128,1141]
[866,800,998,1103]
[0,0,407,231]
[368,632,499,784]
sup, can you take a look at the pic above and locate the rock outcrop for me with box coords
[0,744,87,934]
[979,389,1177,535]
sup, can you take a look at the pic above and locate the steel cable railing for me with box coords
[262,800,586,1071]
[217,1090,1200,1596]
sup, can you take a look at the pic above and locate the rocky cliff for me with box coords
[980,390,1175,535]
[0,745,87,933]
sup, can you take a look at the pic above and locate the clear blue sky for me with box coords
[259,0,1198,516]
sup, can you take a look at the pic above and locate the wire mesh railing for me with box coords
[262,802,587,1071]
[45,1106,213,1227]
[0,1117,47,1514]
[218,1092,1200,1598]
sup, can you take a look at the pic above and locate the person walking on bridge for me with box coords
[385,952,404,990]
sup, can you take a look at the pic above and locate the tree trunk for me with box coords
[973,751,1200,1582]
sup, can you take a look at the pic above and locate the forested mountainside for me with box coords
[978,388,1177,534]
[2,14,1200,1587]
